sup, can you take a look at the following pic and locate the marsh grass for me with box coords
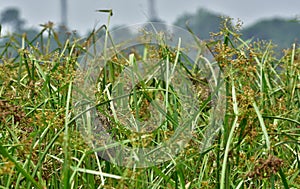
[0,16,299,189]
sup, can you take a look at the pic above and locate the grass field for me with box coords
[0,16,299,188]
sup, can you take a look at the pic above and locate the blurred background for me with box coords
[0,0,300,49]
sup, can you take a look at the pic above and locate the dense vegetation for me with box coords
[0,9,299,189]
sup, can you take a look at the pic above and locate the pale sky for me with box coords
[0,0,299,35]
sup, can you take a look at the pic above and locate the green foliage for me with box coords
[0,16,299,189]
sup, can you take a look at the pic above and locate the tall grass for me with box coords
[0,16,299,189]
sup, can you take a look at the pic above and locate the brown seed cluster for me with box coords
[246,155,284,179]
[0,99,26,123]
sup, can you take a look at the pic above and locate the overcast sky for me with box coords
[1,0,300,35]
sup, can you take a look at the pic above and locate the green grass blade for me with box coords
[220,79,239,189]
[279,168,290,189]
[62,81,73,188]
[253,102,270,151]
[0,144,44,189]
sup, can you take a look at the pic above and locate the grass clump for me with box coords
[0,17,299,189]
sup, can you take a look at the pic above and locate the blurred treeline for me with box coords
[1,7,299,50]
